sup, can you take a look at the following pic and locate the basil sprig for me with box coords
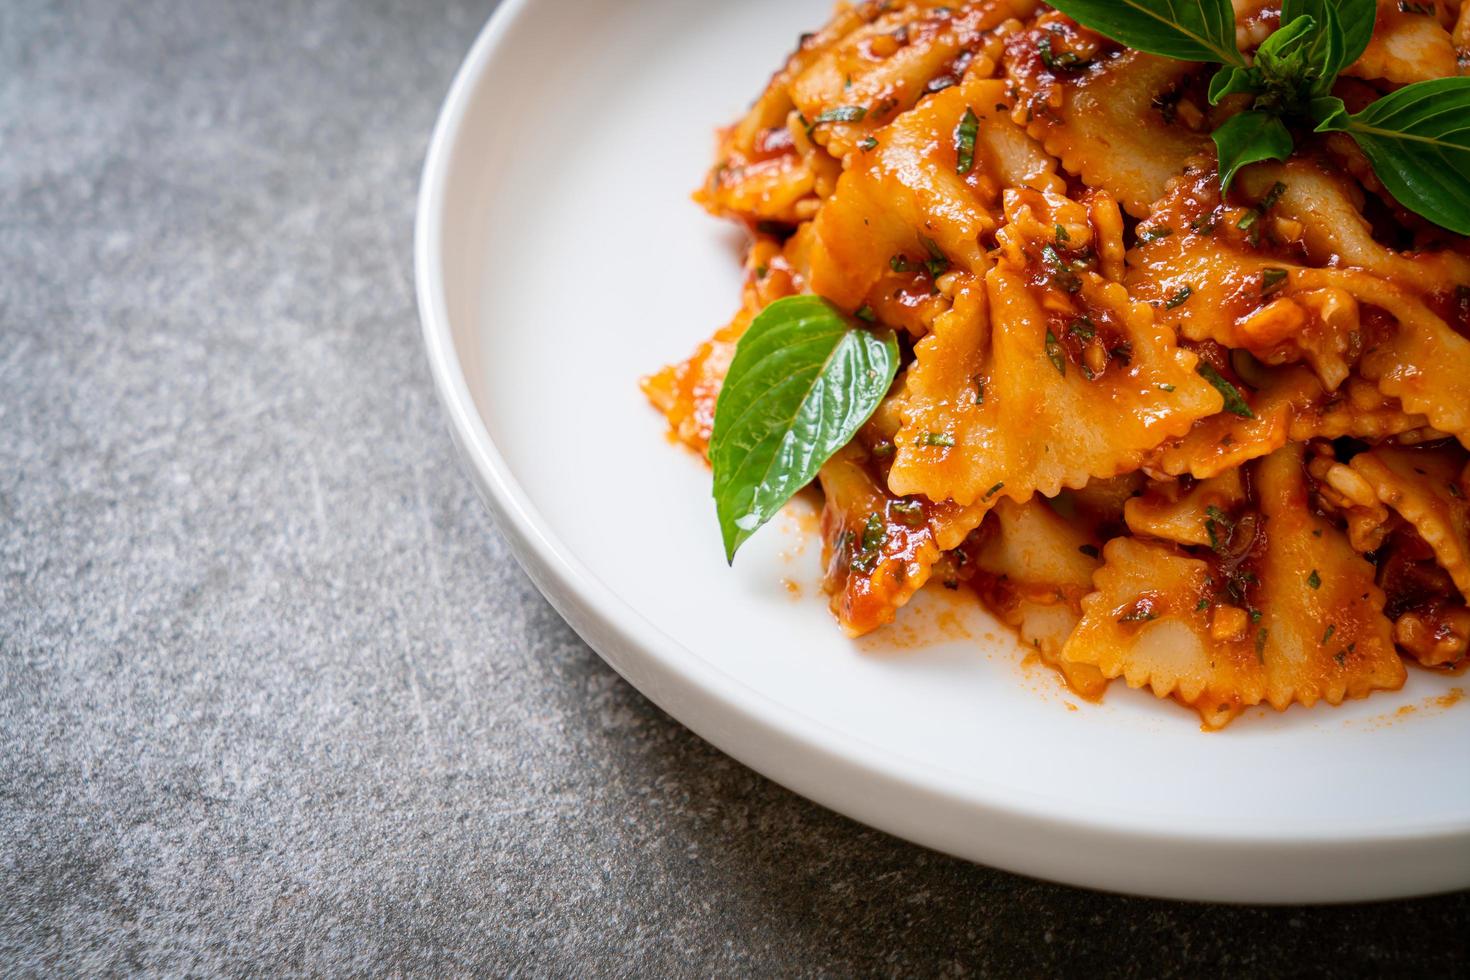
[1047,0,1470,233]
[710,295,899,562]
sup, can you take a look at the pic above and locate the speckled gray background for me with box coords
[2,0,1467,974]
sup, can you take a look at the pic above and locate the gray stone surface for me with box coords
[1,0,1466,974]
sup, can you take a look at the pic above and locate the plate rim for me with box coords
[414,0,1470,902]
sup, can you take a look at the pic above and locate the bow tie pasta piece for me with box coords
[809,76,1059,329]
[1233,162,1470,290]
[1130,169,1366,392]
[1063,445,1405,728]
[1123,470,1247,548]
[1231,445,1405,712]
[889,187,1221,508]
[1146,364,1431,480]
[1063,536,1258,728]
[1343,442,1470,668]
[695,7,875,225]
[1344,273,1470,449]
[1288,376,1430,443]
[968,497,1109,699]
[1344,0,1460,84]
[789,2,1030,160]
[1211,163,1470,443]
[1003,18,1210,218]
[1350,444,1470,605]
[817,443,945,637]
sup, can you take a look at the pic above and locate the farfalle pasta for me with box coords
[644,0,1470,727]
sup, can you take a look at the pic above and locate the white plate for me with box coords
[415,0,1470,902]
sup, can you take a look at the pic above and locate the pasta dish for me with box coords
[643,0,1470,727]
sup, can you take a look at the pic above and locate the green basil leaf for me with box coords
[1045,0,1246,66]
[1315,78,1470,235]
[1254,14,1316,76]
[710,295,899,562]
[1243,14,1322,115]
[1196,362,1255,418]
[1208,65,1259,105]
[1279,2,1341,94]
[1283,0,1375,78]
[1212,110,1294,191]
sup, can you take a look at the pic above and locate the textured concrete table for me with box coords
[2,0,1466,974]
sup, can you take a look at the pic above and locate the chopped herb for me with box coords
[1195,597,1211,611]
[1307,569,1321,590]
[1159,383,1176,392]
[861,512,885,551]
[855,305,876,322]
[1237,181,1287,231]
[1196,362,1255,418]
[1322,623,1336,645]
[810,105,867,131]
[1038,33,1091,71]
[1109,342,1133,365]
[1333,649,1347,666]
[1118,608,1158,623]
[1203,510,1230,550]
[1261,267,1289,295]
[1255,626,1269,661]
[860,136,879,151]
[973,377,985,405]
[1189,212,1218,235]
[1055,223,1070,243]
[870,440,895,459]
[850,550,878,573]
[890,254,913,273]
[922,431,955,447]
[1041,244,1081,293]
[920,235,949,277]
[891,499,925,527]
[1067,316,1096,340]
[983,481,1005,500]
[1250,609,1263,623]
[755,264,768,280]
[954,107,979,175]
[1164,285,1193,309]
[1079,544,1100,558]
[1045,330,1067,375]
[1139,226,1175,242]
